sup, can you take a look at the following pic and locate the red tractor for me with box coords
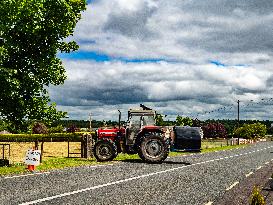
[93,104,169,163]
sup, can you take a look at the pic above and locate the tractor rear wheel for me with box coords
[138,135,169,163]
[93,139,117,162]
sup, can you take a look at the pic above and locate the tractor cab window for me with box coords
[128,113,156,127]
[142,115,155,126]
[129,115,141,127]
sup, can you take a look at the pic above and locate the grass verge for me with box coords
[0,143,249,176]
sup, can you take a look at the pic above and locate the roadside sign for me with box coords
[25,149,41,166]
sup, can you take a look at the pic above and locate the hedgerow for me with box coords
[0,132,95,142]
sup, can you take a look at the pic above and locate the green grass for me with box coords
[0,157,106,176]
[0,143,249,176]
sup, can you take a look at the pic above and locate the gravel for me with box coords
[0,141,273,205]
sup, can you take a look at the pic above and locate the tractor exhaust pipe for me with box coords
[118,110,121,129]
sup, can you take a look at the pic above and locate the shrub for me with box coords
[0,133,90,142]
[249,186,265,205]
[48,125,64,133]
[32,122,48,134]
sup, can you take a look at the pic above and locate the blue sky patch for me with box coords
[210,60,226,67]
[59,51,176,63]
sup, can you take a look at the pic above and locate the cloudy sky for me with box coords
[50,0,273,121]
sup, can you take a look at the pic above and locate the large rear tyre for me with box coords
[138,135,169,163]
[93,139,118,162]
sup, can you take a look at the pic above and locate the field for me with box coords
[0,142,81,163]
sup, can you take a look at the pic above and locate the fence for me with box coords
[0,134,93,163]
[201,138,263,149]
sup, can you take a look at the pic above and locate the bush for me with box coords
[32,122,48,134]
[48,125,64,133]
[249,186,265,205]
[0,133,87,142]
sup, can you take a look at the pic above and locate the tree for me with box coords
[234,123,267,139]
[67,124,79,133]
[32,122,48,134]
[176,116,193,126]
[202,122,227,139]
[0,0,86,131]
[155,114,164,126]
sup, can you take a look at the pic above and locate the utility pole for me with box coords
[237,100,240,145]
[89,113,93,157]
[89,113,92,132]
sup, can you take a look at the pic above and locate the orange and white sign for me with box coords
[25,149,41,166]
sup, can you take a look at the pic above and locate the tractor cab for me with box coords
[126,105,157,145]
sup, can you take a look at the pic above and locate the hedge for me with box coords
[0,132,95,142]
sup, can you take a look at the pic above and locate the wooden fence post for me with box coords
[81,134,93,159]
[34,140,39,150]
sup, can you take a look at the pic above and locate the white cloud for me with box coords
[51,0,273,120]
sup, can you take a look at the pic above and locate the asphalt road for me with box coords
[1,141,273,205]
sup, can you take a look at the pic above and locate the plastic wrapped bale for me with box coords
[172,126,202,151]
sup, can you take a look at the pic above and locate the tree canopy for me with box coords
[0,0,86,131]
[176,116,193,126]
[234,123,267,139]
[202,122,227,138]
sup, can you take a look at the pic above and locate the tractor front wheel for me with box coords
[93,139,117,162]
[138,135,169,163]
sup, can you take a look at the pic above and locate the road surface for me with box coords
[1,141,273,205]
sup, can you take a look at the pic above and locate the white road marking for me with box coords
[87,164,114,168]
[204,201,213,205]
[19,145,272,204]
[4,172,50,179]
[265,162,269,165]
[19,165,195,205]
[245,172,253,177]
[256,166,262,170]
[226,181,239,191]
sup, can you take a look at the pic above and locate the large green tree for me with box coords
[234,123,267,139]
[176,116,193,126]
[0,0,86,131]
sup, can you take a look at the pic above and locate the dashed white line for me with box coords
[226,181,239,191]
[265,162,269,165]
[4,172,50,179]
[256,166,263,170]
[245,172,253,177]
